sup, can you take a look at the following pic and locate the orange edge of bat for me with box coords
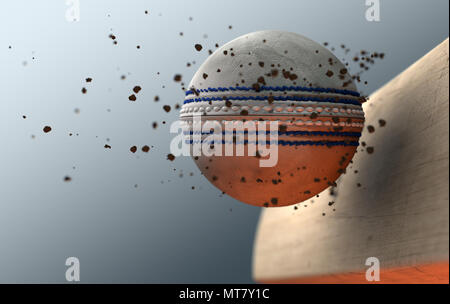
[256,261,449,284]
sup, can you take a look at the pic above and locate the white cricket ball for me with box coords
[181,30,364,207]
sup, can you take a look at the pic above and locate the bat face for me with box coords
[253,38,449,282]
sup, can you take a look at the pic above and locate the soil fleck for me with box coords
[167,154,175,161]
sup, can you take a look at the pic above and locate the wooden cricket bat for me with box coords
[252,38,449,284]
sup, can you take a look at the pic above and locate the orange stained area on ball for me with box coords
[191,116,363,207]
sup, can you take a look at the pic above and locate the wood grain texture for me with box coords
[252,38,449,283]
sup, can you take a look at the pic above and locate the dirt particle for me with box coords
[43,126,52,133]
[133,86,141,93]
[167,154,175,161]
[194,44,203,51]
[252,83,261,92]
[142,145,150,152]
[267,70,278,79]
[130,146,137,153]
[367,125,375,133]
[128,94,137,101]
[173,74,182,82]
[309,112,318,119]
[279,125,287,132]
[163,105,171,112]
[378,119,386,127]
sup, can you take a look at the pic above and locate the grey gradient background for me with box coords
[0,0,448,283]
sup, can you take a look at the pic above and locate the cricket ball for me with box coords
[180,30,364,207]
